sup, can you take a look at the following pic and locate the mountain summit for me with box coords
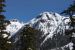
[24,12,74,50]
[6,19,24,37]
[6,12,74,50]
[27,12,70,44]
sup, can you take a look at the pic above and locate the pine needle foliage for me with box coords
[0,0,12,50]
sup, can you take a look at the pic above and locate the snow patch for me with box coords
[6,19,24,37]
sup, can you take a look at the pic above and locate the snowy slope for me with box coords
[27,12,70,44]
[6,12,74,50]
[6,19,24,37]
[24,12,74,50]
[5,12,70,39]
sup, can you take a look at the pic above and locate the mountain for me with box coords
[25,12,74,50]
[6,12,75,50]
[5,19,24,38]
[27,12,70,43]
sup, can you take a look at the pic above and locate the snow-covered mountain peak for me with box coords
[36,12,62,20]
[6,19,24,37]
[6,12,74,50]
[26,12,70,44]
[29,12,65,30]
[29,12,63,26]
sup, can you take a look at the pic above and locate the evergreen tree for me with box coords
[61,1,75,50]
[20,26,41,50]
[0,0,12,50]
[61,1,75,36]
[61,1,75,25]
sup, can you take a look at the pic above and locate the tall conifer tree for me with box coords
[61,1,75,33]
[0,0,12,50]
[61,1,75,24]
[61,1,75,50]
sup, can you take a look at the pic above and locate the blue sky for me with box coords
[4,0,73,22]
